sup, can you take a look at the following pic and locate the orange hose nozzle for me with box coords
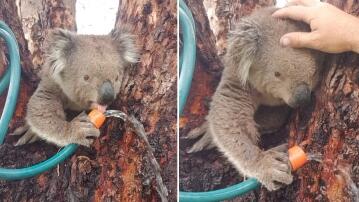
[88,109,106,129]
[288,145,308,171]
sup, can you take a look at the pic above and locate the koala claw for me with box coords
[255,145,293,191]
[270,143,289,153]
[185,122,216,153]
[14,129,40,146]
[9,124,30,136]
[185,122,208,139]
[187,133,215,153]
[71,127,99,147]
[70,112,100,147]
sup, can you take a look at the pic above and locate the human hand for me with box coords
[273,0,359,53]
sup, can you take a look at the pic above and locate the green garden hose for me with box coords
[180,179,260,202]
[178,1,261,201]
[0,21,21,142]
[0,21,78,180]
[179,0,196,114]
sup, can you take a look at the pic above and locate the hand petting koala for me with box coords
[187,7,324,191]
[12,28,139,147]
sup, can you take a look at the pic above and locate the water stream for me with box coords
[307,152,323,163]
[306,152,358,201]
[335,167,359,202]
[104,110,169,202]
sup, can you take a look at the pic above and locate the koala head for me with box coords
[225,8,324,108]
[44,28,139,110]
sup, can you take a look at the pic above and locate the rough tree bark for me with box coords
[203,0,275,56]
[180,0,359,201]
[0,0,176,201]
[17,0,76,74]
[98,0,177,201]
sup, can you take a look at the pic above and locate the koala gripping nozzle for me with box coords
[288,145,308,171]
[88,109,106,129]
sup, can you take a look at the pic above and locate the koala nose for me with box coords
[99,80,115,105]
[292,83,311,107]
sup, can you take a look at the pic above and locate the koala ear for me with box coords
[226,19,260,86]
[45,28,76,75]
[110,29,140,65]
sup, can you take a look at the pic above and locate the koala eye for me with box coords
[83,75,90,81]
[274,72,281,78]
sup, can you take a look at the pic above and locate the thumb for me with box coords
[280,32,319,49]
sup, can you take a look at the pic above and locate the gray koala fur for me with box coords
[186,7,324,191]
[12,28,139,147]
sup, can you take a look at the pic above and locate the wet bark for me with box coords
[180,0,359,201]
[99,0,177,201]
[0,0,176,201]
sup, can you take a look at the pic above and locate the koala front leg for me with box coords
[208,81,293,191]
[25,80,100,147]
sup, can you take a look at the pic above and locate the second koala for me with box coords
[187,8,324,191]
[13,29,138,147]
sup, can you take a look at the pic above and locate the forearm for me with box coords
[25,84,70,146]
[207,79,293,190]
[208,83,262,169]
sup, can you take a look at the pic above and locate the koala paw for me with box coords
[255,144,293,191]
[69,112,100,147]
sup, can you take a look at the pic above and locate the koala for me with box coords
[11,28,139,147]
[186,7,324,191]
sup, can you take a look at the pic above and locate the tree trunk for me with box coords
[0,0,176,201]
[17,0,77,74]
[98,1,177,201]
[202,0,275,56]
[180,0,359,201]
